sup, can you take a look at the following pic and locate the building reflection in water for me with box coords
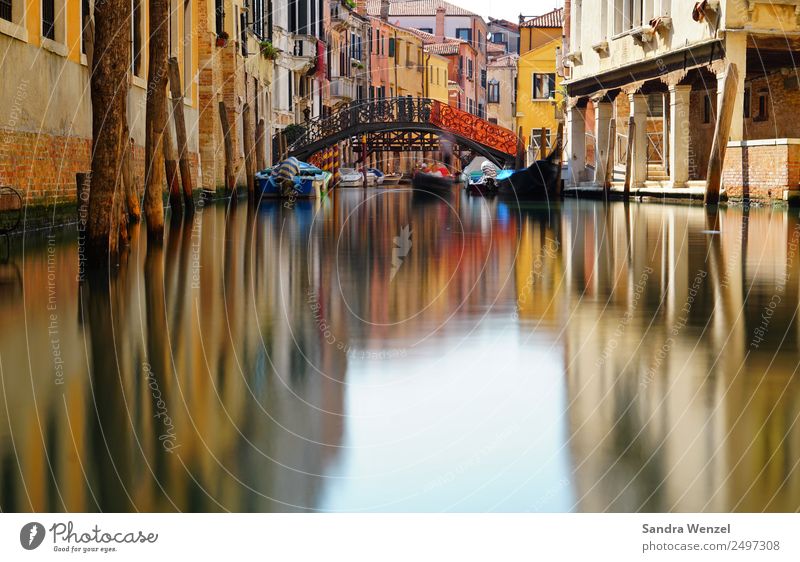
[0,193,798,512]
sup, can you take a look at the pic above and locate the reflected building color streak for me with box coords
[0,196,799,511]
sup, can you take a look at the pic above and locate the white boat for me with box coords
[382,172,402,185]
[338,167,364,187]
[338,167,378,187]
[368,168,385,185]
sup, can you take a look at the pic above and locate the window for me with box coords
[480,68,486,88]
[288,0,296,33]
[239,10,247,56]
[743,85,751,118]
[132,0,143,76]
[531,128,551,152]
[169,0,178,56]
[702,95,712,124]
[491,32,505,43]
[455,28,471,42]
[183,0,191,95]
[81,0,90,53]
[253,0,263,37]
[0,0,11,22]
[418,27,432,33]
[613,0,653,34]
[467,59,473,79]
[489,117,498,124]
[647,93,664,117]
[755,90,769,121]
[215,0,223,36]
[532,73,555,99]
[388,37,395,57]
[42,0,55,40]
[488,80,500,103]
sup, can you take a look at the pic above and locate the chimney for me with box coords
[435,6,446,42]
[380,0,390,20]
[356,0,366,15]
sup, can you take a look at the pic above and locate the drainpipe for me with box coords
[424,52,429,98]
[393,29,398,98]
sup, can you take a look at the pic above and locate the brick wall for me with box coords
[0,129,199,207]
[722,142,800,200]
[689,89,715,181]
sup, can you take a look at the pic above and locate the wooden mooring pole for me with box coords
[242,102,256,202]
[219,101,236,195]
[554,122,564,197]
[167,57,194,214]
[604,118,616,195]
[163,104,182,213]
[255,118,266,172]
[540,127,548,160]
[705,62,739,205]
[623,116,635,200]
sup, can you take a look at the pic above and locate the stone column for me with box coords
[566,104,586,186]
[629,93,648,186]
[719,32,747,141]
[669,85,692,187]
[593,99,613,185]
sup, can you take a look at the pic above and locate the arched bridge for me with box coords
[288,97,522,165]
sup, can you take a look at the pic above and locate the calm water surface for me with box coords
[1,190,799,512]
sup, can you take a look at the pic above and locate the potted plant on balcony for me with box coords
[343,0,356,8]
[259,40,279,60]
[216,31,229,48]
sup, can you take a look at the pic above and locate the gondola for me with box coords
[411,171,455,196]
[495,152,560,201]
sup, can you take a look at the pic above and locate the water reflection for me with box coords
[0,193,799,512]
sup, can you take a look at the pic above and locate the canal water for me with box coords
[1,190,799,512]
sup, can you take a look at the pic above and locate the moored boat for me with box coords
[368,168,385,185]
[411,171,455,195]
[495,154,560,200]
[382,172,402,185]
[255,160,326,199]
[337,167,378,187]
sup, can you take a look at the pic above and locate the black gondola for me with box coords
[496,151,560,201]
[411,172,455,196]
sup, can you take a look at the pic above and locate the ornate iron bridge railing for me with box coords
[287,97,522,164]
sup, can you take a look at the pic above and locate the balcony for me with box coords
[330,76,355,102]
[281,34,317,73]
[331,2,358,30]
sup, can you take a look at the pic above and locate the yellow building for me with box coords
[515,8,563,163]
[392,25,426,98]
[0,0,202,201]
[424,52,449,103]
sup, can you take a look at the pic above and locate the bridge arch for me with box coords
[287,97,523,166]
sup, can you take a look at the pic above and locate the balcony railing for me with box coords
[293,34,316,58]
[330,76,355,100]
